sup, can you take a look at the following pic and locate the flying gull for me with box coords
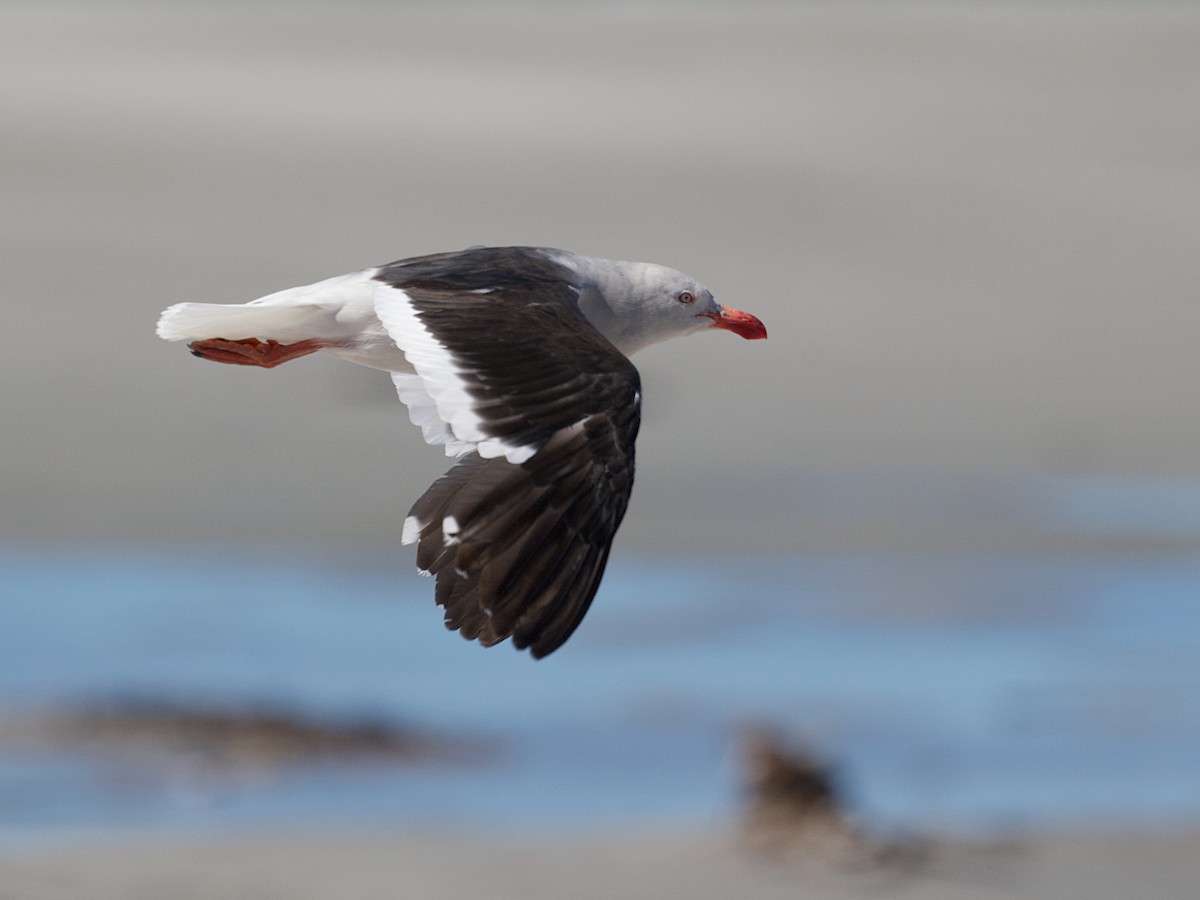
[157,246,766,657]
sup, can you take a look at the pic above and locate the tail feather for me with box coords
[156,268,379,343]
[155,302,330,343]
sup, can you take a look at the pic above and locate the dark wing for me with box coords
[373,247,641,657]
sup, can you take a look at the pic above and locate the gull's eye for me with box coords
[677,291,695,305]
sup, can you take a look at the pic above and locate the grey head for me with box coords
[543,250,768,357]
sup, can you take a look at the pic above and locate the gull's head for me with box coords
[630,263,768,349]
[565,253,769,355]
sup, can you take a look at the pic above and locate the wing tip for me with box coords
[402,515,424,545]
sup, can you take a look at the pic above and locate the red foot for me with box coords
[188,337,326,369]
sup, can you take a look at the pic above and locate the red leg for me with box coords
[188,337,326,369]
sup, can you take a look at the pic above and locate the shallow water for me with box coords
[1,542,1198,845]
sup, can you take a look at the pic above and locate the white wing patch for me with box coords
[373,282,538,465]
[391,373,474,457]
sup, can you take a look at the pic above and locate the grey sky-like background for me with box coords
[3,1,1199,557]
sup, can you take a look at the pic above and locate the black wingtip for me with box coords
[408,423,633,658]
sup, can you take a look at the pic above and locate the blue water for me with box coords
[1,545,1198,843]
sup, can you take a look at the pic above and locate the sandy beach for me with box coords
[2,1,1198,555]
[2,827,1198,900]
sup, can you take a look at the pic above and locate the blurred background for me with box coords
[1,0,1199,866]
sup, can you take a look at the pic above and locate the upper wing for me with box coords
[372,247,642,657]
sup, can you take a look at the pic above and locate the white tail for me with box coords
[155,302,329,343]
[155,269,380,343]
